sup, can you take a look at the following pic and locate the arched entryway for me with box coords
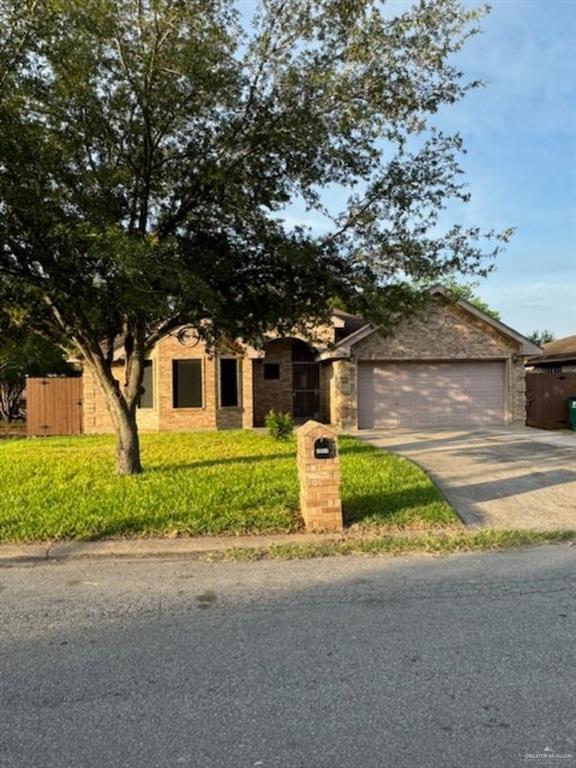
[253,338,320,425]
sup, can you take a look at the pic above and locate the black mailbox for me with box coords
[314,437,335,460]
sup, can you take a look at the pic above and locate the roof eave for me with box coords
[316,348,353,361]
[315,323,374,360]
[528,355,576,366]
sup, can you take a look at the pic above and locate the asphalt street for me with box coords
[2,546,576,768]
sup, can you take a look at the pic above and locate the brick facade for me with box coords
[82,356,160,434]
[352,303,519,361]
[83,332,252,434]
[329,302,528,429]
[252,340,294,427]
[82,302,531,434]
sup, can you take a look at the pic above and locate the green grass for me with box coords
[211,530,576,561]
[0,431,457,542]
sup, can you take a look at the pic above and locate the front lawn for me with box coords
[0,431,458,542]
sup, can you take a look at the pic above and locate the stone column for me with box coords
[509,355,528,424]
[330,359,357,430]
[297,420,343,532]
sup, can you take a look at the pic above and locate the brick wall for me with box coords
[82,353,160,434]
[83,330,252,434]
[157,334,217,430]
[252,340,294,427]
[82,366,113,434]
[353,303,518,361]
[330,302,528,429]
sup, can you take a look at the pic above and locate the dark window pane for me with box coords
[139,360,154,409]
[264,363,280,380]
[173,360,202,408]
[220,358,239,407]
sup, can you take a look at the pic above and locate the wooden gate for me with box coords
[26,377,83,437]
[526,373,576,430]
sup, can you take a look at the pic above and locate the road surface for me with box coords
[2,546,576,767]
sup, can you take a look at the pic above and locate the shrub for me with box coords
[265,410,294,441]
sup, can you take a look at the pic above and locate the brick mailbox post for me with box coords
[297,420,343,533]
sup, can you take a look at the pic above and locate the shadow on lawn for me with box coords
[145,439,377,474]
[338,443,399,465]
[146,452,294,473]
[343,486,452,526]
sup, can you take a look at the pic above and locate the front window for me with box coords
[219,358,239,408]
[263,363,280,380]
[138,360,154,409]
[173,360,203,408]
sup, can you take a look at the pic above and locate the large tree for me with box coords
[0,0,510,474]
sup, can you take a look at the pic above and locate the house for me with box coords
[82,286,541,434]
[527,335,576,373]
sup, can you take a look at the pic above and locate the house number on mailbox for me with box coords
[314,437,335,460]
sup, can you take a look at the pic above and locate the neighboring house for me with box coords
[81,286,541,434]
[525,335,576,430]
[526,335,576,374]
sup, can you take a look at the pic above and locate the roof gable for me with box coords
[429,286,542,356]
[318,286,542,360]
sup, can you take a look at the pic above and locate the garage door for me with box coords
[358,361,506,428]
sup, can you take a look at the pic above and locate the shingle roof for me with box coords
[541,334,576,357]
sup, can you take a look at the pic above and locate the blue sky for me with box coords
[434,0,576,338]
[266,0,576,338]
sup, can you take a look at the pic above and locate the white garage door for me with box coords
[358,361,506,429]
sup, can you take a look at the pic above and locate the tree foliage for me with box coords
[0,0,510,472]
[528,329,556,347]
[440,280,501,320]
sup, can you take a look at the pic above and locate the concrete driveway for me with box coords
[357,427,576,530]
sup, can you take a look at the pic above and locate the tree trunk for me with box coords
[81,353,144,476]
[115,408,142,475]
[0,382,23,423]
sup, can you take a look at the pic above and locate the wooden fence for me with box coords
[526,372,576,430]
[26,377,83,437]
